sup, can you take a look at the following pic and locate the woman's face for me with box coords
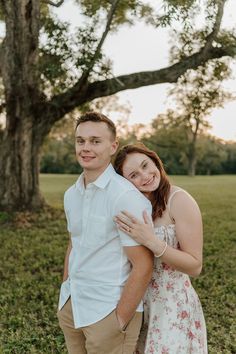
[122,153,161,195]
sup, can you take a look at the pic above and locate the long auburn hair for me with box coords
[114,143,171,220]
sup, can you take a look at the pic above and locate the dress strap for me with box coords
[167,189,184,221]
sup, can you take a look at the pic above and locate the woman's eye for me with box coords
[130,174,137,179]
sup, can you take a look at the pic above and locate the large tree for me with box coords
[0,0,235,211]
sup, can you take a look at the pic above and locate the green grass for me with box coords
[0,175,236,353]
[39,174,78,209]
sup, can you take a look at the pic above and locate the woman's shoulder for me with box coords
[169,185,182,194]
[168,185,186,200]
[168,185,199,213]
[169,185,192,196]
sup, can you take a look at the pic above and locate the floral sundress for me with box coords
[136,222,208,354]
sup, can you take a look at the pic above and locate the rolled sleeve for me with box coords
[114,189,152,246]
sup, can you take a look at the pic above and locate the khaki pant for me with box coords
[57,298,142,354]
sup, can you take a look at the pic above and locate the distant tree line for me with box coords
[40,116,236,176]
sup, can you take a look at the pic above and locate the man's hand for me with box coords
[116,310,126,330]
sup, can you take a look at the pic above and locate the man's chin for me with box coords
[78,159,96,167]
[80,164,95,169]
[80,163,99,171]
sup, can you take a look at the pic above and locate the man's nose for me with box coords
[83,141,91,150]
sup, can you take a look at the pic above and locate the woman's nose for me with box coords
[141,172,149,182]
[140,173,145,181]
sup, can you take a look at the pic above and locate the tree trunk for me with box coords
[187,117,200,177]
[188,155,197,176]
[0,121,44,211]
[0,0,44,211]
[187,142,197,176]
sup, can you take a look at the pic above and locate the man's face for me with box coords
[75,121,118,174]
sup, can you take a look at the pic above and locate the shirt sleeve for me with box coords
[113,189,152,247]
[64,192,71,233]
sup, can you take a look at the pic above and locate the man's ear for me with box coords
[111,139,119,156]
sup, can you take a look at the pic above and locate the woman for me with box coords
[114,143,207,354]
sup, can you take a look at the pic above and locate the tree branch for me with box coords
[76,0,120,90]
[204,0,226,51]
[45,41,235,125]
[42,0,64,7]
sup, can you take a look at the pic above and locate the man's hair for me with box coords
[75,111,116,139]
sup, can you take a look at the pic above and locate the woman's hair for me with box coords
[114,142,171,220]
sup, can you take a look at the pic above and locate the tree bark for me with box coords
[0,127,44,210]
[0,0,45,211]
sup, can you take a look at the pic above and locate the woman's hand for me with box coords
[114,210,156,248]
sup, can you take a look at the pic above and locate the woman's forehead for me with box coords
[123,153,149,173]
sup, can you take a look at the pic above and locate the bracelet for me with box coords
[154,241,168,258]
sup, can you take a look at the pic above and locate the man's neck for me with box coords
[83,163,110,187]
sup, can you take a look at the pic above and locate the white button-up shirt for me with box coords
[58,164,152,328]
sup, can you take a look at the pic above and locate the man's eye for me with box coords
[93,140,100,144]
[77,140,84,144]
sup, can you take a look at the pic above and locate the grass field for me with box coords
[0,174,236,353]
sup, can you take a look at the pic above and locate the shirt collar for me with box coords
[93,163,115,189]
[75,173,86,194]
[75,163,115,193]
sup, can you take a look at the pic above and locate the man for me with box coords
[57,112,153,354]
